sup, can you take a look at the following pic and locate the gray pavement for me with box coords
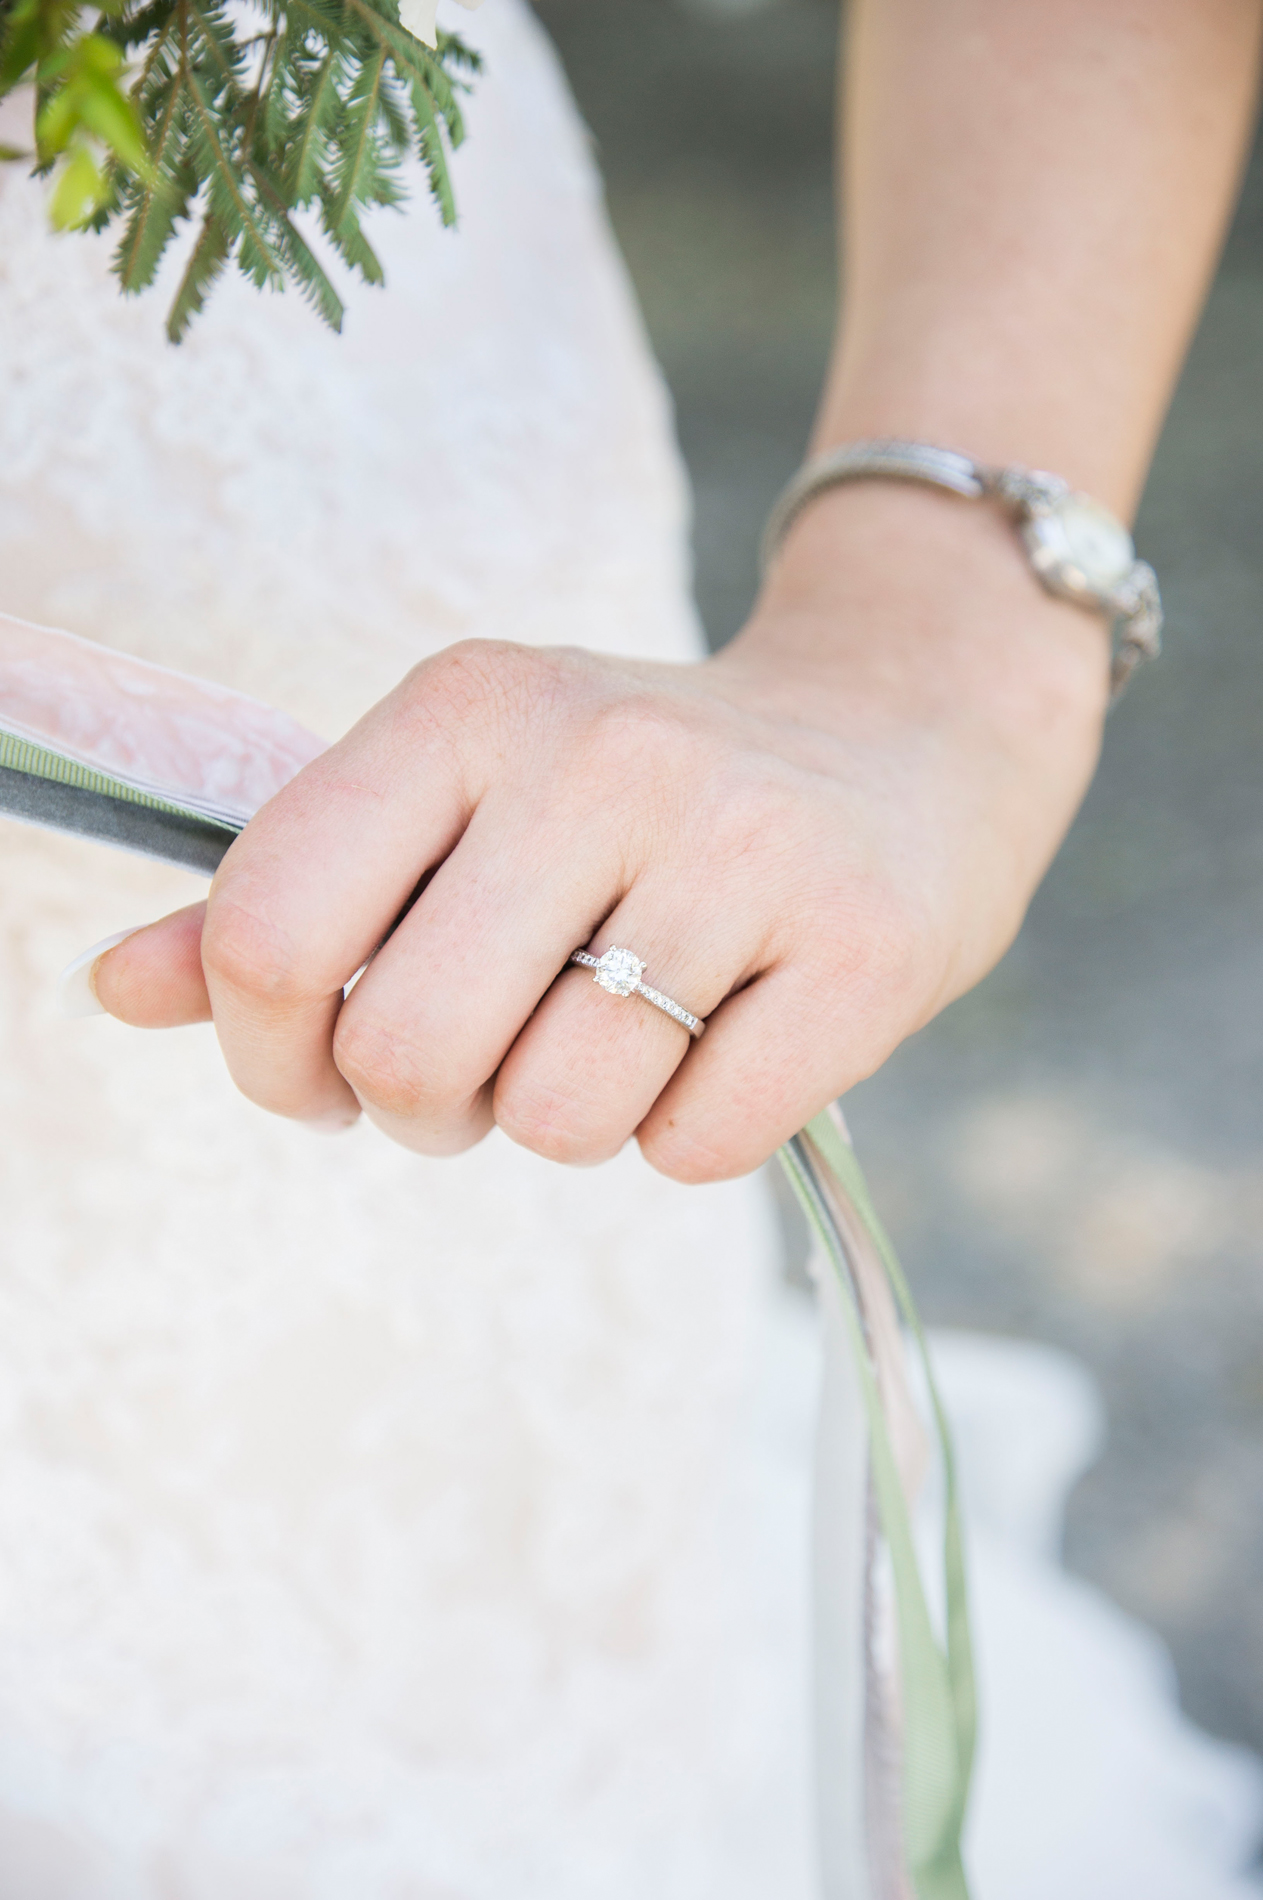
[536,0,1263,1760]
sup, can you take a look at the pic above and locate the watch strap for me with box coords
[760,438,1162,701]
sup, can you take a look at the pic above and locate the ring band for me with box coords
[568,946,705,1038]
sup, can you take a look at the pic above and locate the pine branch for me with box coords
[186,63,282,287]
[166,200,228,339]
[0,0,480,337]
[114,67,190,289]
[329,42,387,227]
[318,174,383,283]
[273,202,344,328]
[286,45,339,199]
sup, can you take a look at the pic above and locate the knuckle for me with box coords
[494,1076,619,1167]
[569,697,723,868]
[834,879,928,1003]
[401,639,568,739]
[638,1120,743,1186]
[704,762,800,876]
[797,867,921,992]
[578,690,695,791]
[334,1014,492,1139]
[782,880,936,1085]
[333,1013,436,1119]
[361,1099,491,1159]
[200,899,313,1011]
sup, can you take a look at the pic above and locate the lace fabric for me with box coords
[0,4,819,1893]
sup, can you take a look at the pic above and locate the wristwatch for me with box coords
[761,439,1163,699]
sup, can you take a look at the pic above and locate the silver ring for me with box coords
[568,946,705,1038]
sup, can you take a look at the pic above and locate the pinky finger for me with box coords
[635,968,885,1185]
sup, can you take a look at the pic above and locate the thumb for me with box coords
[70,903,212,1026]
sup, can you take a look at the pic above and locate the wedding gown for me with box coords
[0,3,1259,1896]
[0,6,816,1893]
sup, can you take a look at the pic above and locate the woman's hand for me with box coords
[76,0,1263,1178]
[92,484,1108,1182]
[86,0,1263,1181]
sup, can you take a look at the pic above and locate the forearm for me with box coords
[731,0,1261,845]
[715,2,1259,1010]
[822,0,1263,514]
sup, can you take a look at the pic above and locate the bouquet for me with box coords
[0,0,481,337]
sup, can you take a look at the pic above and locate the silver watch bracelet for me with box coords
[760,439,1163,702]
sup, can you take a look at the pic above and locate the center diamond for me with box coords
[593,946,645,998]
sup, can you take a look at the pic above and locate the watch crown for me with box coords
[990,465,1070,513]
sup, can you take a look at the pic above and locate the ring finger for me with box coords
[492,876,764,1166]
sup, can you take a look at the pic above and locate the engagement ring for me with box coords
[568,946,705,1038]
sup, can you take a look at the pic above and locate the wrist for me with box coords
[723,476,1113,755]
[812,371,1153,526]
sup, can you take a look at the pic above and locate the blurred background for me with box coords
[535,0,1263,1768]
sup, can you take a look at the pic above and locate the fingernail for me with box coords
[307,1112,359,1137]
[57,927,146,1019]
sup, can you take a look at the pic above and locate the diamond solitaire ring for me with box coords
[568,946,705,1038]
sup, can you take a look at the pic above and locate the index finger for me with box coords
[199,649,491,1124]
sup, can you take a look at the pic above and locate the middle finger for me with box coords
[331,787,626,1153]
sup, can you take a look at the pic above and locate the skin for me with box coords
[95,0,1263,1184]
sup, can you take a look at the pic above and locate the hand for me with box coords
[93,485,1109,1182]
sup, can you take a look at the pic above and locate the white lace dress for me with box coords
[0,7,817,1894]
[2,6,1262,1898]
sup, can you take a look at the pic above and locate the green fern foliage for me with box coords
[0,0,479,339]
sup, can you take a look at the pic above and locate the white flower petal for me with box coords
[450,0,485,10]
[398,0,439,44]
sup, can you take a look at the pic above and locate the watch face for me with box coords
[1025,493,1136,599]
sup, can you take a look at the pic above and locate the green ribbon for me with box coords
[0,726,196,815]
[779,1110,976,1900]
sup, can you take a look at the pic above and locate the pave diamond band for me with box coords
[568,946,705,1038]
